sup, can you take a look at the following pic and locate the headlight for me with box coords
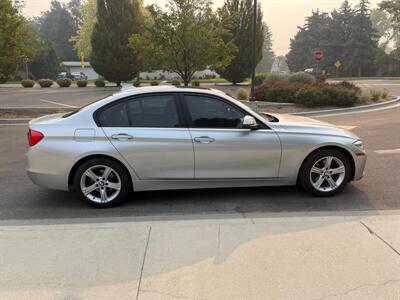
[354,140,363,149]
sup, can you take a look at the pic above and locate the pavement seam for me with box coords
[360,221,400,257]
[136,225,152,300]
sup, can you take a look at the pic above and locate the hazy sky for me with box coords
[23,0,381,55]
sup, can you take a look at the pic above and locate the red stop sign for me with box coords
[314,51,324,61]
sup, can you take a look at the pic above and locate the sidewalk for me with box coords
[1,212,399,300]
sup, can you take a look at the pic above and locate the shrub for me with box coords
[255,81,302,103]
[296,86,358,107]
[56,78,72,87]
[369,89,381,102]
[288,72,316,84]
[76,80,87,87]
[255,81,359,107]
[94,79,105,87]
[133,80,140,87]
[254,73,270,86]
[191,80,200,87]
[21,80,35,88]
[236,88,249,100]
[253,73,287,86]
[331,81,361,94]
[171,79,181,86]
[382,89,388,99]
[150,80,159,86]
[38,79,53,88]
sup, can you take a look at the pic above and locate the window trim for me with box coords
[93,92,187,128]
[179,92,269,130]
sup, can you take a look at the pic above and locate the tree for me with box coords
[379,0,400,30]
[216,0,264,84]
[29,39,59,79]
[0,0,37,82]
[91,0,143,85]
[370,8,399,49]
[130,0,235,86]
[256,22,275,73]
[38,0,77,61]
[286,10,330,72]
[67,0,82,28]
[70,0,97,58]
[344,0,378,76]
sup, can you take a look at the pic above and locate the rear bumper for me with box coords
[27,170,69,191]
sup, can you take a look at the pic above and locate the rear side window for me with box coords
[98,102,129,127]
[126,95,180,128]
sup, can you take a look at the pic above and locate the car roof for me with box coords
[115,85,228,98]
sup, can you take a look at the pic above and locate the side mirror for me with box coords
[242,115,260,130]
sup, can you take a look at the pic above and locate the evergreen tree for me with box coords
[216,0,264,84]
[286,10,330,72]
[29,40,59,79]
[38,0,77,61]
[256,22,275,73]
[344,0,378,76]
[324,1,353,75]
[91,0,143,85]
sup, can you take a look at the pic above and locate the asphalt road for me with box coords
[0,87,119,108]
[0,79,399,109]
[0,104,399,222]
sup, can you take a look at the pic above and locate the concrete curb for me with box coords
[293,96,400,117]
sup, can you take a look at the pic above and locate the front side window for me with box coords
[184,95,245,128]
[127,95,180,128]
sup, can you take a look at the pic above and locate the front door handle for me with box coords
[111,133,134,141]
[194,136,215,143]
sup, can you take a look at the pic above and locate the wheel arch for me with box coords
[297,145,356,183]
[68,154,134,190]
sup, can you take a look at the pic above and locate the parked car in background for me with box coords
[56,72,74,80]
[26,86,366,208]
[71,72,88,80]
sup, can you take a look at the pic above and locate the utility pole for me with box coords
[250,0,257,101]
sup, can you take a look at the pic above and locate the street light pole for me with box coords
[250,0,257,102]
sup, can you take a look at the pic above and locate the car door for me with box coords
[182,93,281,179]
[99,93,194,180]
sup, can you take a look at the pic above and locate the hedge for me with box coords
[94,79,105,87]
[56,78,72,87]
[255,81,360,107]
[21,80,35,88]
[76,80,87,87]
[38,79,53,88]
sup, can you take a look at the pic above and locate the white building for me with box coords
[61,61,99,80]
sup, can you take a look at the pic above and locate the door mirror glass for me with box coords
[242,115,259,129]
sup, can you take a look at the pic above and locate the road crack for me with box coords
[313,279,400,300]
[136,225,152,300]
[360,221,400,256]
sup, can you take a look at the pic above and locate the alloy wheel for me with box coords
[309,156,346,192]
[80,165,122,203]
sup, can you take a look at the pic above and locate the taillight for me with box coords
[28,129,44,146]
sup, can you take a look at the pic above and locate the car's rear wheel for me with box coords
[299,149,351,196]
[73,158,131,208]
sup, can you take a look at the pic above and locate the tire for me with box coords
[73,158,131,208]
[299,149,351,197]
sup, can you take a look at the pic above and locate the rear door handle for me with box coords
[194,136,215,143]
[111,133,134,141]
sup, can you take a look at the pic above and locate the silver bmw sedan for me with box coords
[26,86,366,208]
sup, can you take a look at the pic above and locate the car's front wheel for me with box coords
[73,158,131,208]
[299,149,351,196]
